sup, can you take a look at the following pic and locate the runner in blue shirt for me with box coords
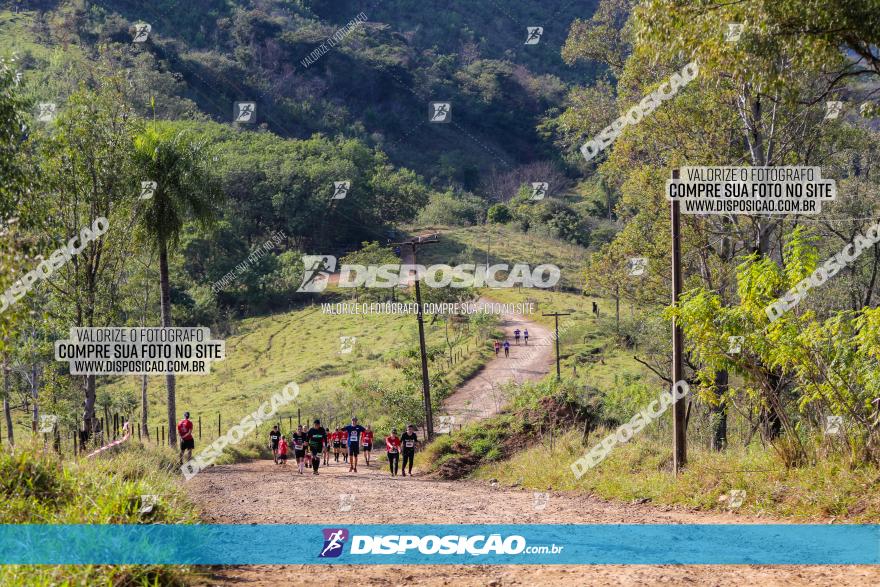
[342,416,367,473]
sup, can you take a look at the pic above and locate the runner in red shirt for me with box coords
[277,435,288,465]
[332,427,343,463]
[177,411,194,466]
[361,425,375,466]
[385,429,402,477]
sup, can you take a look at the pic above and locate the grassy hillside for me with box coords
[95,298,493,443]
[412,223,589,291]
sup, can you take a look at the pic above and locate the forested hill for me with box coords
[2,0,600,187]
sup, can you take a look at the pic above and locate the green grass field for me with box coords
[410,223,588,290]
[97,299,493,444]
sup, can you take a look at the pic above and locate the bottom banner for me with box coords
[0,524,878,565]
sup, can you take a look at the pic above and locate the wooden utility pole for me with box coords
[542,312,571,380]
[393,234,440,441]
[671,168,687,472]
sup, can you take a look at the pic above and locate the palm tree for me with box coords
[133,125,219,446]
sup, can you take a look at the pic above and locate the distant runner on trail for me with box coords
[401,424,418,477]
[277,435,288,465]
[493,340,500,356]
[269,425,282,464]
[503,339,510,358]
[343,417,367,473]
[323,429,331,465]
[177,412,194,466]
[386,428,401,477]
[306,419,327,475]
[514,328,521,344]
[523,329,529,345]
[292,425,307,475]
[332,427,342,462]
[361,425,374,466]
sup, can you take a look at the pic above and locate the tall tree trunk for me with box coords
[3,357,13,445]
[711,370,728,450]
[83,374,96,439]
[159,239,177,446]
[30,364,38,433]
[141,374,149,439]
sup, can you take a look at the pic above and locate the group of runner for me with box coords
[267,416,419,476]
[493,328,529,357]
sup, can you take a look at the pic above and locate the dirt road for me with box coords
[187,286,877,585]
[442,299,554,423]
[188,460,880,586]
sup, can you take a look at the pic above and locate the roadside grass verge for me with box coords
[0,439,200,586]
[472,428,880,522]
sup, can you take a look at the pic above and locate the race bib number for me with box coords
[349,432,358,441]
[405,441,415,448]
[294,441,303,449]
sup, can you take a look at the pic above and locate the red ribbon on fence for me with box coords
[85,422,131,459]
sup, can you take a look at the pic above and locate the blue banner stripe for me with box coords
[0,525,878,565]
